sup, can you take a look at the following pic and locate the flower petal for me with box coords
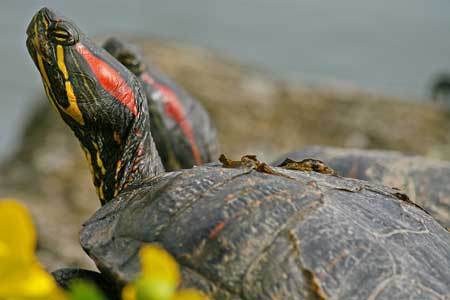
[122,283,136,300]
[135,276,174,300]
[0,200,36,261]
[0,199,65,300]
[173,289,209,300]
[22,265,64,299]
[0,262,65,300]
[139,245,180,287]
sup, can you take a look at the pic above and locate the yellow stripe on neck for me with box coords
[64,81,85,125]
[36,53,51,87]
[55,45,85,125]
[93,142,107,175]
[36,53,60,114]
[57,45,69,79]
[98,181,105,201]
[42,83,59,112]
[82,145,106,203]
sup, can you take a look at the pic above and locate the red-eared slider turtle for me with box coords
[102,37,219,171]
[274,146,450,228]
[27,8,450,300]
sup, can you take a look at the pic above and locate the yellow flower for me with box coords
[122,245,208,300]
[0,199,65,300]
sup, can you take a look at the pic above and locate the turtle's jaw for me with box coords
[26,7,54,38]
[27,7,81,62]
[26,8,53,64]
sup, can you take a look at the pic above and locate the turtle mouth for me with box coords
[26,7,55,38]
[27,7,80,61]
[26,8,53,60]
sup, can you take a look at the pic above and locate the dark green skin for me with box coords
[28,8,450,300]
[274,146,450,228]
[102,37,219,171]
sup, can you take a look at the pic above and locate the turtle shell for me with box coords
[274,146,450,228]
[81,165,450,300]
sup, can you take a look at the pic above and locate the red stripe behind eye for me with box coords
[76,43,138,116]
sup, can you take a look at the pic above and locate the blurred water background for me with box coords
[1,0,449,162]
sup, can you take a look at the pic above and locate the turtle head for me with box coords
[26,8,164,204]
[102,37,145,76]
[26,7,143,134]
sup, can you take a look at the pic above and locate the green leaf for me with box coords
[67,280,106,300]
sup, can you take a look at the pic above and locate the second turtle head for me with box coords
[103,37,146,76]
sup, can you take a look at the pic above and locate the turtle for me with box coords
[102,37,219,171]
[27,7,450,300]
[274,146,450,228]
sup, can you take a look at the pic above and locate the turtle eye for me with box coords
[47,22,79,46]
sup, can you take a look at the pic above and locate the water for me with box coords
[1,0,449,161]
